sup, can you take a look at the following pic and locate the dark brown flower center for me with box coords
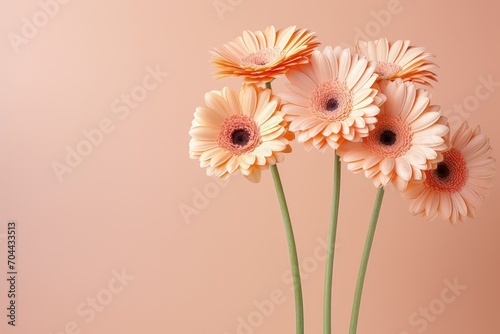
[218,114,261,155]
[425,149,468,193]
[365,115,412,158]
[231,129,251,146]
[310,80,353,121]
[435,162,451,179]
[326,98,339,111]
[380,130,397,146]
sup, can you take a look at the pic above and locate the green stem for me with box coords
[323,153,341,334]
[270,164,304,334]
[266,80,303,333]
[349,187,385,334]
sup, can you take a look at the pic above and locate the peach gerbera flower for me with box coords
[278,46,385,152]
[337,79,450,190]
[401,122,495,223]
[211,25,319,84]
[356,38,438,87]
[189,85,293,183]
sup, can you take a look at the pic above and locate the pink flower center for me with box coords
[309,80,353,121]
[375,62,402,79]
[241,47,283,68]
[218,115,261,155]
[424,149,468,193]
[365,114,412,158]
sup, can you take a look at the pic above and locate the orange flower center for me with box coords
[241,47,283,68]
[375,62,402,79]
[424,149,468,193]
[309,80,353,121]
[218,115,261,155]
[365,114,412,158]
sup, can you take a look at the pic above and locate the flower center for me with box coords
[241,47,283,68]
[309,80,353,121]
[218,115,261,155]
[436,163,451,179]
[231,129,250,146]
[424,149,468,193]
[365,115,412,158]
[326,98,339,111]
[379,130,397,146]
[375,62,402,79]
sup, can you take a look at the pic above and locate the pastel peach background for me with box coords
[1,0,499,333]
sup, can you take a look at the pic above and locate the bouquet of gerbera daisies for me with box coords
[188,26,495,334]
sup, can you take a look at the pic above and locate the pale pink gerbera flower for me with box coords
[278,46,385,152]
[211,25,320,84]
[356,38,438,87]
[189,85,293,183]
[402,122,495,224]
[338,79,450,190]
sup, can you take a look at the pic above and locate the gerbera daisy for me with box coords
[211,25,319,84]
[337,79,449,190]
[356,38,438,86]
[189,85,293,183]
[278,46,386,152]
[401,122,495,223]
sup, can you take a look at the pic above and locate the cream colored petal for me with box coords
[460,186,483,207]
[387,40,404,63]
[412,135,444,146]
[353,88,374,106]
[260,115,284,133]
[366,40,378,60]
[409,188,429,214]
[462,135,490,160]
[224,155,239,173]
[406,150,427,166]
[279,91,309,106]
[406,95,430,124]
[352,68,376,93]
[346,58,368,89]
[189,139,218,152]
[338,49,352,83]
[286,69,317,92]
[380,157,395,175]
[254,89,272,115]
[205,92,232,117]
[378,172,392,186]
[189,126,219,140]
[450,193,467,216]
[363,155,383,169]
[254,30,267,49]
[376,38,389,62]
[284,82,311,99]
[263,140,287,151]
[194,107,225,127]
[239,153,255,165]
[438,192,452,221]
[412,145,438,160]
[410,112,441,133]
[312,50,333,84]
[222,87,242,115]
[242,30,260,53]
[244,168,262,183]
[209,150,232,167]
[395,157,412,181]
[264,26,276,48]
[425,191,439,218]
[261,127,285,142]
[254,145,272,157]
[275,26,296,49]
[255,100,278,126]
